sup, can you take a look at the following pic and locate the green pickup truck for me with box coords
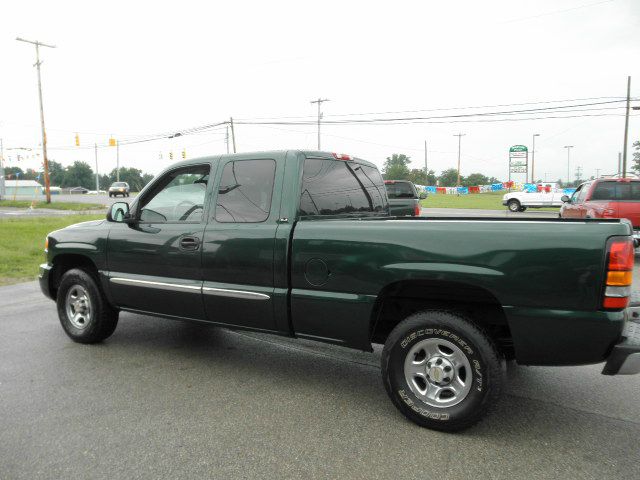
[39,150,640,432]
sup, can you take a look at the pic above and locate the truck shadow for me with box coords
[95,312,639,460]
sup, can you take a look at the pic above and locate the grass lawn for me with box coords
[0,200,106,211]
[0,214,103,285]
[420,191,559,211]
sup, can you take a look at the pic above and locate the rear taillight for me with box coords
[603,238,634,310]
[414,204,421,216]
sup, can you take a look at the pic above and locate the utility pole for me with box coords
[575,165,583,182]
[618,152,622,176]
[16,37,56,203]
[0,138,5,200]
[229,118,236,153]
[94,143,99,192]
[424,140,428,175]
[564,146,574,185]
[310,98,330,150]
[622,76,631,178]
[453,133,465,186]
[225,125,230,154]
[531,133,540,183]
[116,140,120,182]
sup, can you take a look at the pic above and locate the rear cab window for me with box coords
[299,158,388,217]
[384,181,418,199]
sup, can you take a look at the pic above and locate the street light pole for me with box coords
[16,37,56,203]
[531,134,540,183]
[564,146,574,186]
[94,143,99,193]
[310,98,330,150]
[453,133,465,186]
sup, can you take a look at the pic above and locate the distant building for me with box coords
[5,180,44,196]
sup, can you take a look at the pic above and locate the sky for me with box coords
[1,0,639,184]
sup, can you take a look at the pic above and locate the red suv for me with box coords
[560,177,640,245]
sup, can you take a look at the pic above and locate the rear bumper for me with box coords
[39,263,54,300]
[602,305,640,375]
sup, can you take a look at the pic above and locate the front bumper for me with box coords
[602,305,640,375]
[39,263,54,300]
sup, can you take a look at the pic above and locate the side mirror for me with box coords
[107,201,134,223]
[419,192,427,200]
[561,195,570,203]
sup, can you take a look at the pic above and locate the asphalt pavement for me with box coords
[1,280,639,480]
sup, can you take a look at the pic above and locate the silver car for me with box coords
[108,182,130,198]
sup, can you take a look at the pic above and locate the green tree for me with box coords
[462,173,489,187]
[4,166,24,179]
[62,161,94,189]
[632,141,640,173]
[142,173,154,187]
[99,174,111,191]
[438,168,461,187]
[407,169,438,186]
[382,153,411,180]
[47,160,66,186]
[108,167,146,191]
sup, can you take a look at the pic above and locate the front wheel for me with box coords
[381,310,504,431]
[507,199,521,212]
[56,268,119,344]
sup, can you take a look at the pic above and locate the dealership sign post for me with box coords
[509,145,528,185]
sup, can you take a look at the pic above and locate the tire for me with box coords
[108,193,112,198]
[507,199,520,212]
[518,206,527,212]
[381,310,504,432]
[56,268,119,344]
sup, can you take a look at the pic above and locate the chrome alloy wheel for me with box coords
[403,338,473,408]
[65,285,92,329]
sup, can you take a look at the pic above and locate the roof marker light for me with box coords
[332,153,352,161]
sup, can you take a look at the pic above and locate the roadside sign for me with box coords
[509,145,529,180]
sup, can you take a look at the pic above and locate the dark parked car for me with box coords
[108,182,130,198]
[39,151,639,432]
[384,180,425,216]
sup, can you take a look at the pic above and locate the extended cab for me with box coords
[39,150,640,432]
[560,177,640,245]
[502,184,565,212]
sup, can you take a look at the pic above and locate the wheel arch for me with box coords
[49,253,101,300]
[370,279,514,358]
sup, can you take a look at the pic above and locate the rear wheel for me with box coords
[381,310,504,431]
[56,268,119,344]
[507,199,521,212]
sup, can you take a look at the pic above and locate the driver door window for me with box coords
[139,165,210,223]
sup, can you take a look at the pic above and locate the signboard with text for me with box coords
[509,145,528,177]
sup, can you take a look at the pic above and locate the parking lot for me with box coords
[1,275,639,479]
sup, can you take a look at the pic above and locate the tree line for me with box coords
[4,160,154,192]
[382,153,501,187]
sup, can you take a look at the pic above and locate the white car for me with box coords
[502,189,566,212]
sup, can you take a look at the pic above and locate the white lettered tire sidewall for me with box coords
[382,311,503,431]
